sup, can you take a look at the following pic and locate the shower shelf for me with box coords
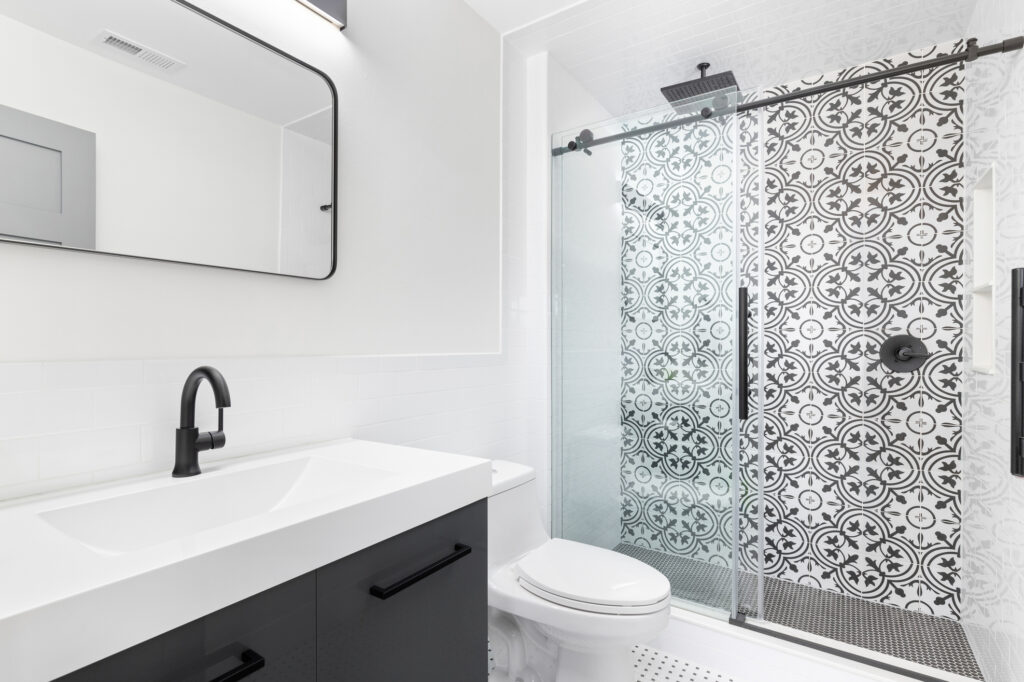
[972,169,995,375]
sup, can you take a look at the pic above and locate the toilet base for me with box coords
[555,646,633,682]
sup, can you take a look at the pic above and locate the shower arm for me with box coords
[552,36,1024,157]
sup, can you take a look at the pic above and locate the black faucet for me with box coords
[173,366,232,478]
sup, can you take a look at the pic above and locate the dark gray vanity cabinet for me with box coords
[316,500,487,681]
[58,573,317,682]
[58,501,486,682]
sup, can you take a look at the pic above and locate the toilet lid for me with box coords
[515,539,670,613]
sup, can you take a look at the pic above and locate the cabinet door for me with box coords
[317,500,487,682]
[58,573,316,682]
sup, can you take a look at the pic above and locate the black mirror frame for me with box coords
[0,0,339,280]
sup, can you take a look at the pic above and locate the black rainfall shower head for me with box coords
[661,62,738,115]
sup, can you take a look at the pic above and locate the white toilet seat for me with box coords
[514,539,671,615]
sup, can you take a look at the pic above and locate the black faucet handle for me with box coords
[195,430,226,452]
[195,408,227,452]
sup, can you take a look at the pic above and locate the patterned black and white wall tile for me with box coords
[620,107,738,567]
[620,41,964,620]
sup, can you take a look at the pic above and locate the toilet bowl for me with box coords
[487,460,671,682]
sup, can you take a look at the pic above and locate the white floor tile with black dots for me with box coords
[633,645,737,682]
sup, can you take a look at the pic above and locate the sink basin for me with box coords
[38,456,399,553]
[1,438,491,681]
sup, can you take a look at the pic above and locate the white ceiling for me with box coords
[463,0,589,35]
[0,0,332,126]
[482,0,980,117]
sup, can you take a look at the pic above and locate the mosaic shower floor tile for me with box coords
[616,544,982,680]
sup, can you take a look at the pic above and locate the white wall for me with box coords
[0,14,283,271]
[0,1,553,508]
[463,0,585,34]
[279,128,333,278]
[545,55,622,548]
[0,0,501,361]
[961,4,1024,681]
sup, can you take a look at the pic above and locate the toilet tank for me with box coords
[488,460,549,570]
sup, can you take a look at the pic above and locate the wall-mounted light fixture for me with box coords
[295,0,346,30]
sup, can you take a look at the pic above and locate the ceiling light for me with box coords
[295,0,346,30]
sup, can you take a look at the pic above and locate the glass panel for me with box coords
[552,87,746,617]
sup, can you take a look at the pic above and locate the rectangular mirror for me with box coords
[0,0,337,279]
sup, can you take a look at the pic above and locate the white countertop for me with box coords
[0,439,491,681]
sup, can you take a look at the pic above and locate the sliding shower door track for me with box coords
[728,614,980,682]
[552,35,1023,156]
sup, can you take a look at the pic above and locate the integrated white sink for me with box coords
[0,438,491,681]
[39,456,400,553]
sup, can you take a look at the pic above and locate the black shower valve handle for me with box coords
[895,346,933,361]
[879,335,932,373]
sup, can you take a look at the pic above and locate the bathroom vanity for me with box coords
[61,501,486,681]
[0,440,490,681]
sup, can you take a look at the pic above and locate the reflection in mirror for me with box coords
[0,0,336,278]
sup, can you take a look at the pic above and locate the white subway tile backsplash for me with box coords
[36,426,140,479]
[335,356,382,374]
[0,438,39,486]
[0,167,551,500]
[226,409,286,449]
[94,387,152,427]
[356,371,399,399]
[143,359,211,385]
[0,348,548,504]
[0,393,40,439]
[231,377,308,412]
[0,364,42,394]
[43,361,144,389]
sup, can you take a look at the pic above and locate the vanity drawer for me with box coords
[58,573,316,682]
[316,499,487,682]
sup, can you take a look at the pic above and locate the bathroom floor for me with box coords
[616,544,983,680]
[633,645,736,682]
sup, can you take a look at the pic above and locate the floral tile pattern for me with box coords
[620,42,964,620]
[620,107,738,567]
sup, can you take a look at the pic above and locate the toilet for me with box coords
[487,460,671,682]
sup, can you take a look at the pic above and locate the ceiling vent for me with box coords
[94,31,185,73]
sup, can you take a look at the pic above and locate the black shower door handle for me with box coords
[1013,268,1024,476]
[738,287,749,420]
[369,543,472,600]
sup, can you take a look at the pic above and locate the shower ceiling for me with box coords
[472,0,979,116]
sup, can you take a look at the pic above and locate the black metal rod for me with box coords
[737,287,749,421]
[369,544,472,600]
[1012,268,1024,476]
[552,36,1024,157]
[209,649,265,682]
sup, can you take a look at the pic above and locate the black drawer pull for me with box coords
[210,649,265,682]
[369,543,472,600]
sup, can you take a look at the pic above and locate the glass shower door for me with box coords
[552,87,756,618]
